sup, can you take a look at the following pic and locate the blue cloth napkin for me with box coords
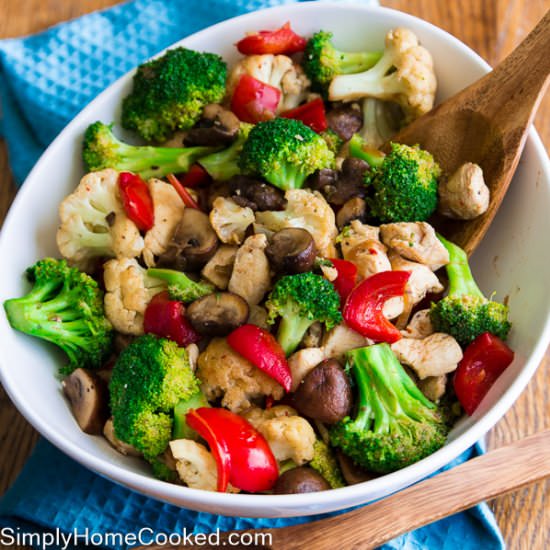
[0,1,505,548]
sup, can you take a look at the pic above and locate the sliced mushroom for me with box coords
[336,197,368,230]
[62,368,109,434]
[184,104,240,147]
[326,103,363,140]
[336,451,379,485]
[186,292,249,336]
[273,467,331,494]
[265,228,317,274]
[228,175,287,211]
[166,208,219,270]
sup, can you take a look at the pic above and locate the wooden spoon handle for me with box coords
[142,430,550,550]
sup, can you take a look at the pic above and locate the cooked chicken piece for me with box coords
[302,321,324,348]
[379,222,449,271]
[228,234,271,306]
[201,244,238,290]
[288,347,326,392]
[389,252,444,306]
[400,309,434,339]
[391,332,463,379]
[383,296,404,320]
[186,343,200,373]
[340,221,392,279]
[322,323,372,363]
[438,163,490,220]
[417,375,447,402]
[247,304,270,330]
[143,179,186,267]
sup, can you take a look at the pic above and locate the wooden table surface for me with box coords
[0,1,548,548]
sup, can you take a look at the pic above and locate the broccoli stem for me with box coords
[348,344,435,434]
[438,235,485,300]
[348,134,385,167]
[335,50,383,74]
[266,162,308,191]
[147,268,213,303]
[277,314,315,356]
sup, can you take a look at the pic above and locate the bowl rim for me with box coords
[1,0,549,516]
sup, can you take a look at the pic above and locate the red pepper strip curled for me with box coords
[227,324,292,392]
[118,172,154,232]
[280,98,328,134]
[143,291,201,347]
[186,407,278,492]
[343,270,411,343]
[236,22,307,55]
[167,173,201,210]
[231,74,281,124]
[329,258,358,306]
[454,332,514,416]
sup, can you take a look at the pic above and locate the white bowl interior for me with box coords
[1,2,549,517]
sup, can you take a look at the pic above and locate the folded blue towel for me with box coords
[0,0,504,548]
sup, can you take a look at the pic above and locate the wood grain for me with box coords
[0,1,548,549]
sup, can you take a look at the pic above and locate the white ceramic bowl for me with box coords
[1,2,549,518]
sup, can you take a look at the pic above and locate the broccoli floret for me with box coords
[109,334,200,459]
[330,344,449,474]
[239,118,335,192]
[149,454,178,482]
[121,47,227,142]
[3,258,113,374]
[266,272,342,356]
[350,136,441,223]
[430,235,511,346]
[303,31,382,92]
[320,129,344,156]
[146,268,214,303]
[198,123,253,181]
[309,439,345,489]
[328,28,436,124]
[83,122,216,180]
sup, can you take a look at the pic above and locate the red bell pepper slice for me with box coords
[186,407,278,492]
[236,22,307,55]
[454,333,515,415]
[180,164,211,188]
[118,172,154,232]
[143,291,201,347]
[343,270,410,343]
[280,98,328,133]
[329,258,358,305]
[227,324,292,392]
[167,173,201,210]
[231,74,281,124]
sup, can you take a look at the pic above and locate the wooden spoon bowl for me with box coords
[392,10,550,254]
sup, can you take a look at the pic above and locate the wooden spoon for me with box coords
[140,430,550,550]
[391,10,550,255]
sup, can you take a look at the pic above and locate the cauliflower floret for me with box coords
[196,338,284,412]
[209,197,255,245]
[143,178,186,267]
[228,234,271,306]
[391,332,463,379]
[227,54,310,113]
[256,189,338,257]
[169,439,239,492]
[242,406,316,465]
[57,169,144,271]
[329,27,437,123]
[103,257,166,334]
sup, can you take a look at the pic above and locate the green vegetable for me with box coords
[199,123,253,181]
[330,343,449,474]
[303,31,382,92]
[430,235,511,346]
[121,47,227,142]
[82,121,216,180]
[266,272,342,355]
[309,439,345,489]
[239,118,335,192]
[109,334,200,460]
[320,129,344,156]
[350,136,441,223]
[3,258,113,374]
[146,268,214,303]
[173,390,210,440]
